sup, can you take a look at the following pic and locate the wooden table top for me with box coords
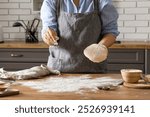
[0,41,49,49]
[1,74,150,100]
[0,41,150,49]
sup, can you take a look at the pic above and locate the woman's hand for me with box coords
[43,28,59,46]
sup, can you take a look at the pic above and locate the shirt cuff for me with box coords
[102,31,120,37]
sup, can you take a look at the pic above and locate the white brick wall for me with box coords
[0,0,41,41]
[0,0,150,42]
[113,0,150,41]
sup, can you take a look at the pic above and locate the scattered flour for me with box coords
[19,75,123,93]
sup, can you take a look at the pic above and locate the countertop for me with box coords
[1,74,150,100]
[0,41,49,49]
[0,41,150,49]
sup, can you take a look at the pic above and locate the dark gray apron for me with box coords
[47,0,107,73]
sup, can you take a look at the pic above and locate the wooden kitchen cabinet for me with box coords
[107,49,145,73]
[0,42,148,73]
[0,48,49,71]
[146,50,150,74]
[0,48,146,73]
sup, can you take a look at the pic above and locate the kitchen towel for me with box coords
[0,64,60,80]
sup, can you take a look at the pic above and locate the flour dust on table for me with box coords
[19,75,123,93]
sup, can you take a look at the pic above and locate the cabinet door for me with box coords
[0,48,49,70]
[107,64,144,73]
[107,49,145,73]
[0,49,49,62]
[0,63,47,71]
[146,50,150,74]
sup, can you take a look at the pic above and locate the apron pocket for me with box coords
[47,55,61,70]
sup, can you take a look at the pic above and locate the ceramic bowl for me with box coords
[121,69,142,83]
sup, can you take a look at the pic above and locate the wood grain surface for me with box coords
[0,41,150,49]
[0,41,48,48]
[123,80,150,89]
[0,74,150,100]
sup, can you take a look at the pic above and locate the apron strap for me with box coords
[93,0,99,12]
[59,0,64,13]
[56,0,60,18]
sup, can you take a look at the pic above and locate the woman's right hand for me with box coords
[43,28,59,46]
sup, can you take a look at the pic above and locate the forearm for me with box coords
[40,0,57,39]
[98,33,116,48]
[99,1,119,48]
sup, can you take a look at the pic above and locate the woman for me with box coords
[41,0,119,73]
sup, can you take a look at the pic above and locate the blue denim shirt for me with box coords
[41,0,119,38]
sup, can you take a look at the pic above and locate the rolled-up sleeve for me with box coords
[40,0,57,38]
[100,2,120,37]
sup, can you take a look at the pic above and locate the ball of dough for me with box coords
[83,44,108,63]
